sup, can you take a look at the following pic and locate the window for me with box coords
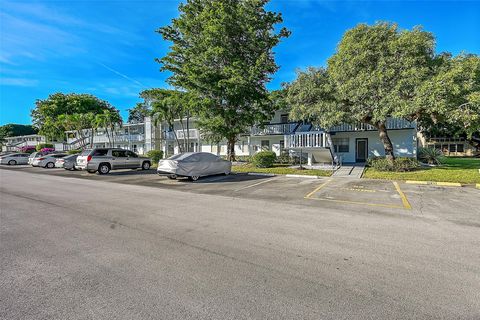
[456,144,464,153]
[261,140,270,151]
[332,138,349,153]
[449,144,456,152]
[126,150,138,158]
[280,114,289,123]
[92,149,108,156]
[279,140,285,150]
[112,150,127,157]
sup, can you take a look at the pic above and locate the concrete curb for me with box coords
[285,174,321,179]
[247,172,276,177]
[406,180,462,187]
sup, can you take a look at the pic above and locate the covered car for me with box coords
[157,152,231,181]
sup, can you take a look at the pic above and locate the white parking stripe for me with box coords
[234,178,276,192]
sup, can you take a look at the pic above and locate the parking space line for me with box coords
[393,181,412,210]
[306,197,406,209]
[304,179,332,198]
[234,177,277,192]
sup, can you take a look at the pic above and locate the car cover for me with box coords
[157,152,231,177]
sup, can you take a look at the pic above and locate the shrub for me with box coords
[367,157,419,172]
[252,151,276,168]
[418,147,444,165]
[146,150,164,163]
[36,143,54,151]
[276,152,292,164]
[67,149,82,155]
[19,146,36,153]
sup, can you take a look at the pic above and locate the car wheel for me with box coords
[224,171,230,176]
[98,163,110,175]
[142,161,151,170]
[8,160,16,165]
[167,174,177,180]
[189,175,199,181]
[46,162,55,168]
[87,170,96,174]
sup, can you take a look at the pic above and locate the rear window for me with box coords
[79,150,92,156]
[93,149,109,156]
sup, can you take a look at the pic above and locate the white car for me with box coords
[0,153,30,165]
[32,153,68,168]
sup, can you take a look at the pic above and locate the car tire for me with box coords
[87,169,96,174]
[46,162,55,168]
[142,161,151,170]
[8,160,16,165]
[98,163,110,175]
[167,174,177,180]
[189,175,199,181]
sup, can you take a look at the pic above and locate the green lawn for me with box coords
[363,157,480,184]
[232,163,333,177]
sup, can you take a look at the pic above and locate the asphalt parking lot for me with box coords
[1,164,479,226]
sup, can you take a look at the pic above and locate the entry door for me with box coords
[355,139,368,162]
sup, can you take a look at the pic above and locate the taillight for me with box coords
[87,155,92,162]
[37,157,45,160]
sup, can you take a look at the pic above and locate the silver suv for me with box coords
[76,148,151,174]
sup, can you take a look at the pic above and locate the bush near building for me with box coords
[36,143,54,151]
[67,149,82,155]
[252,151,277,168]
[366,157,419,172]
[146,150,164,164]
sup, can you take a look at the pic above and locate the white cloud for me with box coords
[0,78,38,87]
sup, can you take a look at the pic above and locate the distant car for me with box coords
[76,148,151,174]
[28,151,55,165]
[32,153,68,168]
[157,152,231,181]
[55,154,78,170]
[0,153,30,165]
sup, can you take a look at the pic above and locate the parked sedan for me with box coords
[0,153,30,165]
[32,153,68,168]
[55,154,78,170]
[157,152,231,181]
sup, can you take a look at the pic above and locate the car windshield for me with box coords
[29,152,38,158]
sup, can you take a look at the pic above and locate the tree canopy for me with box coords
[31,93,119,141]
[287,22,478,161]
[157,0,290,160]
[0,124,38,139]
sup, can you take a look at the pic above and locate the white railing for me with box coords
[285,131,328,149]
[176,129,199,139]
[251,123,298,135]
[92,134,145,143]
[329,118,415,132]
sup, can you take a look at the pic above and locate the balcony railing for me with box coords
[285,131,329,149]
[92,134,145,143]
[251,122,298,136]
[328,118,415,132]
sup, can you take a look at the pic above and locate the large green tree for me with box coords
[127,103,151,123]
[288,22,435,161]
[0,124,37,139]
[157,0,289,160]
[31,93,118,141]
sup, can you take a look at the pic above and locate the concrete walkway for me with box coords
[333,163,365,178]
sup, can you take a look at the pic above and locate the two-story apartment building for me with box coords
[3,111,419,166]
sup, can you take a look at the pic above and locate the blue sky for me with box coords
[0,0,479,125]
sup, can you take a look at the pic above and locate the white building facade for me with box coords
[3,112,417,166]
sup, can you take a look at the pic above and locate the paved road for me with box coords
[1,169,479,319]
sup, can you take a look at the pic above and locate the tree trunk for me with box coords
[377,122,395,163]
[227,136,236,162]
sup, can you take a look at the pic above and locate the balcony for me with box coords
[329,118,415,132]
[92,134,145,144]
[285,131,329,149]
[251,122,298,136]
